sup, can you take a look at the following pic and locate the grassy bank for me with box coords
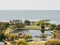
[28,40,46,45]
[25,25,40,30]
[25,25,50,30]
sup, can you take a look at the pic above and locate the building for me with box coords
[10,19,22,24]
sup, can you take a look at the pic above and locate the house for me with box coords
[10,19,22,24]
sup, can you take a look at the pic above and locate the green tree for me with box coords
[41,24,45,33]
[24,20,31,25]
[15,23,25,30]
[50,24,56,30]
[0,22,9,31]
[0,31,6,41]
[23,34,32,41]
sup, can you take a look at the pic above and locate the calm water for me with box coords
[12,30,51,39]
[0,10,60,24]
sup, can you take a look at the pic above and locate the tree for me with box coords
[24,20,31,25]
[0,22,9,31]
[0,31,6,41]
[41,24,45,33]
[23,34,32,42]
[40,24,47,41]
[50,24,56,30]
[15,23,25,30]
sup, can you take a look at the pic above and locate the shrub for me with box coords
[7,33,17,41]
[23,34,33,42]
[54,25,60,30]
[16,39,28,45]
[40,34,47,41]
[45,39,60,45]
[40,34,47,38]
[0,32,6,41]
[23,34,32,40]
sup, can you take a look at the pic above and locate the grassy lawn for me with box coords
[28,39,46,45]
[28,43,45,45]
[28,41,46,45]
[25,25,40,30]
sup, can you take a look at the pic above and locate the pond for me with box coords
[12,30,52,39]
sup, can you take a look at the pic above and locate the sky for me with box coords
[0,0,60,10]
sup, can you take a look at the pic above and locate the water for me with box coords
[0,10,60,24]
[12,30,51,39]
[0,42,4,45]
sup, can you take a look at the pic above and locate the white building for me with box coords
[10,19,22,24]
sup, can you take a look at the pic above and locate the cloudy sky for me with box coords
[0,0,60,10]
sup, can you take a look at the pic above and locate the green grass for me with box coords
[25,25,40,30]
[28,41,45,45]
